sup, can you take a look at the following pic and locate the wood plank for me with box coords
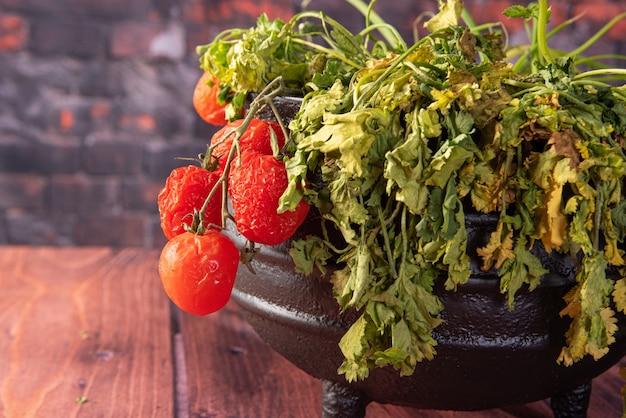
[0,247,173,418]
[588,363,625,418]
[179,300,323,417]
[181,297,626,417]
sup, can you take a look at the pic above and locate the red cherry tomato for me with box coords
[158,230,239,315]
[210,118,286,171]
[228,152,310,246]
[193,72,229,126]
[158,165,223,240]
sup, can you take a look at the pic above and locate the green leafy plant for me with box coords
[194,0,626,394]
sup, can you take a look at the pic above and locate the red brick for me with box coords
[77,64,125,98]
[52,105,93,136]
[5,209,74,246]
[186,24,214,53]
[59,108,74,132]
[0,13,28,52]
[182,0,208,25]
[595,8,626,41]
[572,3,625,24]
[50,174,119,216]
[568,0,620,5]
[90,102,112,119]
[120,178,163,211]
[118,112,158,134]
[150,218,168,248]
[464,1,528,33]
[36,136,82,174]
[0,174,46,209]
[0,137,37,173]
[0,0,60,14]
[204,0,294,25]
[564,3,626,47]
[82,135,144,175]
[0,209,7,244]
[110,22,161,58]
[144,141,206,181]
[547,4,571,31]
[148,9,161,21]
[88,101,113,131]
[1,0,151,20]
[607,18,626,42]
[30,19,106,59]
[73,0,152,20]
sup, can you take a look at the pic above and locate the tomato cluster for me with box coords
[157,73,309,316]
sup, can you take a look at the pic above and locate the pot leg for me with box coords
[321,380,368,418]
[549,381,592,418]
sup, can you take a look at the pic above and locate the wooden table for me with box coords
[0,246,624,418]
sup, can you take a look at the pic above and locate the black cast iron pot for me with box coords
[231,211,626,418]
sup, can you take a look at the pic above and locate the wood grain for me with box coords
[0,247,173,418]
[179,301,323,417]
[1,246,623,418]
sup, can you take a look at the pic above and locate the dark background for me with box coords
[0,0,624,247]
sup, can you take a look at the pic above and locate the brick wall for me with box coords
[0,0,623,247]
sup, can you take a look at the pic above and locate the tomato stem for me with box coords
[240,240,259,274]
[197,77,288,232]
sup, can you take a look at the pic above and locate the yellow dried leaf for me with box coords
[553,158,578,185]
[612,278,626,314]
[564,196,579,214]
[534,182,567,252]
[557,348,574,367]
[560,286,582,319]
[470,181,501,213]
[605,241,625,266]
[601,307,618,344]
[584,308,617,361]
[558,322,587,366]
[476,222,514,270]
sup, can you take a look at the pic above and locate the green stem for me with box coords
[344,0,406,49]
[199,77,287,230]
[573,68,626,80]
[358,23,407,50]
[267,100,291,158]
[290,38,364,70]
[290,10,371,63]
[612,87,626,103]
[501,149,514,213]
[460,7,477,29]
[570,79,613,89]
[536,0,553,66]
[400,206,408,276]
[559,91,597,113]
[378,206,398,279]
[510,20,534,73]
[593,185,603,252]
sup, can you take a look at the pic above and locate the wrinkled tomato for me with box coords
[229,151,309,246]
[210,118,286,171]
[158,165,223,240]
